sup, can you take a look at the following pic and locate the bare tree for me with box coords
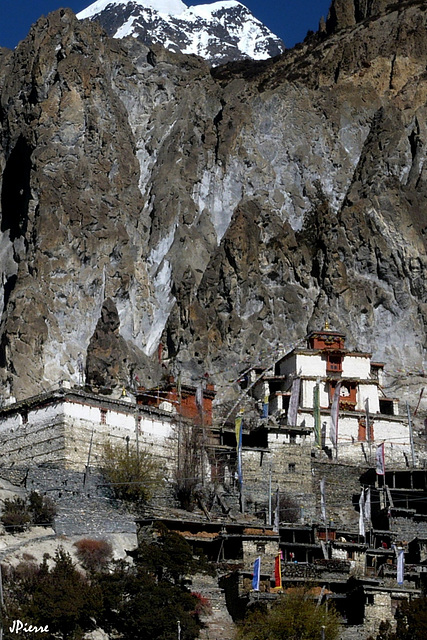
[173,421,204,511]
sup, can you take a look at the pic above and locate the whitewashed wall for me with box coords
[301,379,329,409]
[296,353,325,377]
[342,355,371,379]
[297,409,411,466]
[0,396,176,471]
[357,383,380,412]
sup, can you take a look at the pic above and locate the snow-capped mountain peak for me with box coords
[78,0,188,20]
[77,0,285,65]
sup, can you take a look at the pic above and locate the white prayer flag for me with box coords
[320,478,326,521]
[287,378,301,426]
[376,443,385,475]
[397,548,405,585]
[195,383,203,408]
[359,490,365,537]
[364,488,371,523]
[273,487,280,533]
[330,383,341,448]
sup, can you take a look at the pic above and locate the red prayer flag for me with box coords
[274,553,282,589]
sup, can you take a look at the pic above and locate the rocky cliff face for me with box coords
[326,0,409,33]
[0,2,426,407]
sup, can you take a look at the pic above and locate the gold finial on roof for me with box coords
[324,320,330,330]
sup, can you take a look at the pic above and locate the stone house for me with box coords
[0,384,178,471]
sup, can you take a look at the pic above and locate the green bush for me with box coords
[1,493,57,533]
[28,491,57,526]
[1,497,31,533]
[102,439,164,504]
[1,529,213,640]
[235,589,340,640]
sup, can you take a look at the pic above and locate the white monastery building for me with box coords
[244,325,413,467]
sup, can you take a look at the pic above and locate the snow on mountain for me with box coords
[77,0,285,65]
[77,0,188,19]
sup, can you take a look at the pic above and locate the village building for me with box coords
[0,327,425,639]
[0,378,217,474]
[0,384,176,471]
[136,375,215,425]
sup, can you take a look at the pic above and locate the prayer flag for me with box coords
[287,378,300,426]
[376,443,385,475]
[273,487,280,533]
[177,371,182,402]
[252,556,261,591]
[235,414,243,486]
[274,553,282,589]
[359,490,365,537]
[320,478,326,521]
[364,488,371,523]
[262,396,269,418]
[365,398,370,442]
[196,382,203,409]
[313,382,321,447]
[397,548,405,585]
[330,383,341,449]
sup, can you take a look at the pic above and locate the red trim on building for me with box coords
[136,377,215,425]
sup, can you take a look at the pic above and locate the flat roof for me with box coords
[0,386,178,421]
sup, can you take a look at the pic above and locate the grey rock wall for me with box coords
[0,3,425,416]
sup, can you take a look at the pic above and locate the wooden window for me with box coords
[100,409,107,425]
[326,354,342,373]
[288,463,296,473]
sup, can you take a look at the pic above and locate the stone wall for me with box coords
[242,538,278,569]
[390,514,427,541]
[312,460,364,528]
[242,431,315,522]
[0,466,137,537]
[0,392,178,474]
[363,591,395,638]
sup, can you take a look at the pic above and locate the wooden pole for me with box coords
[83,426,95,487]
[0,562,4,640]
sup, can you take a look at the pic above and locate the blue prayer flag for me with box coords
[252,556,261,591]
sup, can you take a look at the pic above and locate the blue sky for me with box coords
[0,0,332,50]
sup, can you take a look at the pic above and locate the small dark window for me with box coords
[380,399,394,415]
[288,463,296,473]
[21,410,28,424]
[290,434,296,444]
[100,409,107,424]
